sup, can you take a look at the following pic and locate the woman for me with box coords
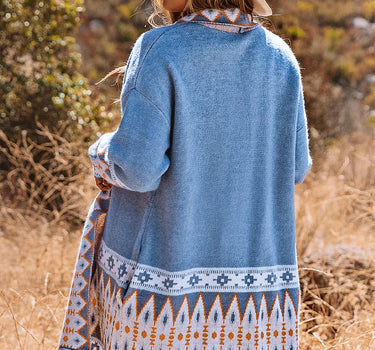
[58,0,313,349]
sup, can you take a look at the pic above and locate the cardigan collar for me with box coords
[174,7,258,28]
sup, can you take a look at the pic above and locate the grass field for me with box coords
[0,128,374,349]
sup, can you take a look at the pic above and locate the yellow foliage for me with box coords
[324,27,344,50]
[364,86,375,106]
[336,56,357,83]
[117,4,131,19]
[362,0,375,19]
[297,1,314,12]
[364,57,375,71]
[368,115,375,125]
[117,0,141,20]
[287,25,306,39]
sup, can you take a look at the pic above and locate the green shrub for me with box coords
[0,0,112,222]
[0,0,110,145]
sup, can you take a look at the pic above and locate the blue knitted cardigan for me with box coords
[59,7,312,350]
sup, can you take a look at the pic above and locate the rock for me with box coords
[352,17,375,32]
[352,16,371,29]
[365,74,375,84]
[89,19,105,32]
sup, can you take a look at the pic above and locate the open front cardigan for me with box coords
[58,7,312,350]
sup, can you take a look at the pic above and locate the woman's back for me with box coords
[59,7,312,350]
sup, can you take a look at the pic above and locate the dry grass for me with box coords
[0,128,374,349]
[0,121,92,226]
[296,129,375,349]
[0,124,97,349]
[0,180,97,349]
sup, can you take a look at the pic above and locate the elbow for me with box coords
[109,157,170,193]
[124,180,162,193]
[125,174,163,193]
[295,154,313,185]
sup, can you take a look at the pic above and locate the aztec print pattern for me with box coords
[89,266,300,350]
[98,240,299,295]
[88,133,129,189]
[175,7,259,29]
[88,133,113,182]
[58,191,110,350]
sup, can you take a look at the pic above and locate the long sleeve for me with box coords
[88,88,171,192]
[295,79,313,185]
[88,31,174,193]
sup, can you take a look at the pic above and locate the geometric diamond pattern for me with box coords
[58,190,110,349]
[86,267,300,350]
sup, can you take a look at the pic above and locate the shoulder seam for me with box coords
[133,87,171,128]
[129,26,176,126]
[134,26,176,88]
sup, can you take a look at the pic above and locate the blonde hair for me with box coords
[98,0,255,84]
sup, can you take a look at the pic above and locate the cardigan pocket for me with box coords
[112,189,160,299]
[92,189,159,298]
[129,189,159,263]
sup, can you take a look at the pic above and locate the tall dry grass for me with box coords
[0,124,97,349]
[0,127,374,349]
[0,121,93,226]
[296,129,375,349]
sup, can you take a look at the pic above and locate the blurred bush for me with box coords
[0,0,111,223]
[0,0,111,145]
[0,122,89,225]
[265,0,375,154]
[74,0,147,86]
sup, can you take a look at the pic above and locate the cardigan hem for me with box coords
[98,238,300,295]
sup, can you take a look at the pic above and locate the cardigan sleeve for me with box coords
[88,87,171,193]
[295,81,313,185]
[88,30,174,192]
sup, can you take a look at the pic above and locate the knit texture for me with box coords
[58,7,312,350]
